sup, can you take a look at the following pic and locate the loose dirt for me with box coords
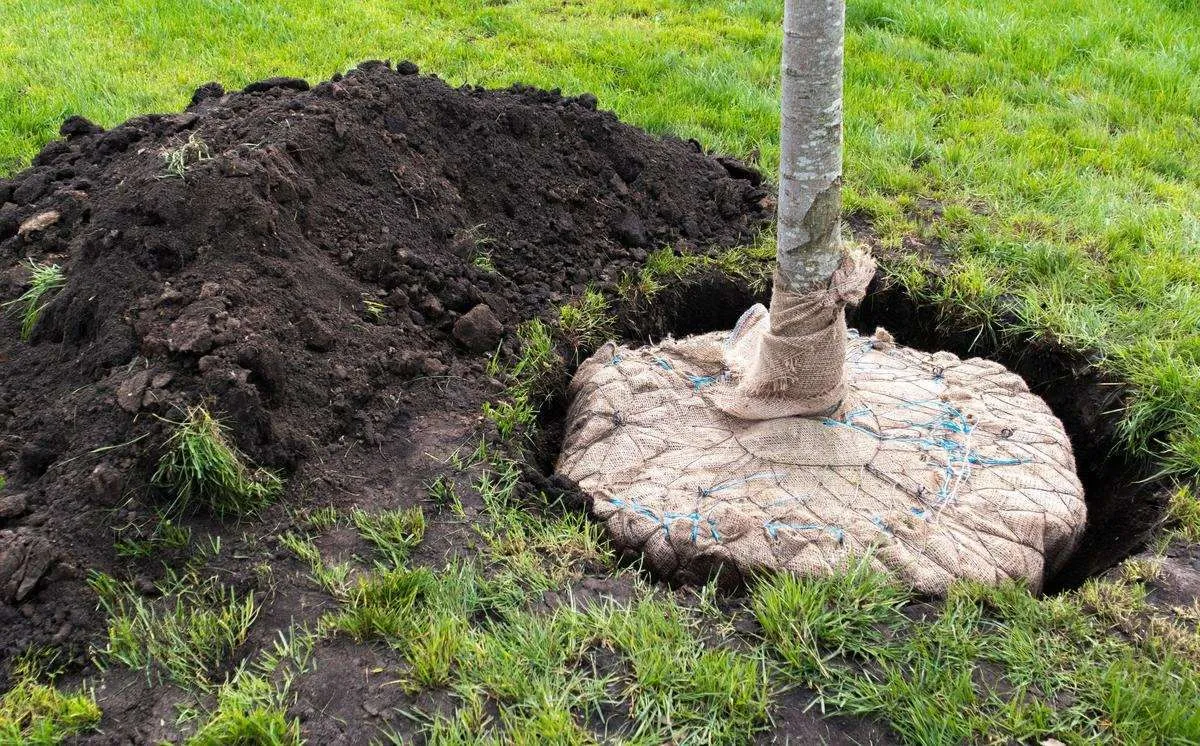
[0,59,772,716]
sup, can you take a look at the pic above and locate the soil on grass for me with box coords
[0,59,772,732]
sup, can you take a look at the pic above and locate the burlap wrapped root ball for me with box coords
[556,276,1086,595]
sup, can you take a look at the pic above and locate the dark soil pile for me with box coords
[0,61,769,679]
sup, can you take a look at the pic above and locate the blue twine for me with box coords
[610,498,720,544]
[764,521,845,543]
[686,374,721,391]
[700,472,781,497]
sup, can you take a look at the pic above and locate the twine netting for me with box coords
[556,298,1087,594]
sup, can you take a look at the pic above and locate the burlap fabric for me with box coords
[556,306,1087,594]
[713,254,877,419]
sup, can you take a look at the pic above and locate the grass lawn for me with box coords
[3,0,1200,743]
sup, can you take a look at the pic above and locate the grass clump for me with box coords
[326,565,436,642]
[186,672,300,746]
[89,570,259,690]
[0,656,101,744]
[422,590,769,744]
[483,318,560,440]
[1164,484,1200,543]
[153,406,283,517]
[112,511,192,558]
[556,287,614,359]
[599,597,773,744]
[292,503,339,532]
[277,530,352,597]
[160,132,210,179]
[427,474,465,516]
[617,242,773,303]
[3,260,66,341]
[186,625,314,745]
[471,251,497,274]
[351,505,426,566]
[753,555,910,679]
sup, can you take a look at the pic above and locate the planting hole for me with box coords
[539,271,1167,592]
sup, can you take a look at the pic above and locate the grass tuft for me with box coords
[483,318,560,440]
[361,293,387,322]
[351,505,426,566]
[754,555,909,679]
[89,570,259,691]
[326,565,436,642]
[186,672,301,746]
[153,406,283,517]
[278,530,352,597]
[618,240,774,304]
[471,251,497,274]
[0,655,101,744]
[3,260,66,341]
[557,287,615,359]
[113,511,193,558]
[1164,484,1200,543]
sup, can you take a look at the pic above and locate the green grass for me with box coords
[153,406,284,517]
[5,1,1200,741]
[278,530,353,597]
[113,511,193,558]
[186,671,300,746]
[483,318,560,440]
[557,288,614,359]
[1165,484,1200,544]
[361,294,387,323]
[65,279,1190,744]
[2,260,66,342]
[471,251,498,275]
[4,0,1199,475]
[382,285,1199,743]
[184,625,314,744]
[89,570,260,691]
[617,241,775,302]
[0,656,101,744]
[754,560,1200,745]
[351,505,426,566]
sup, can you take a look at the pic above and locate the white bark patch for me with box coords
[776,0,846,291]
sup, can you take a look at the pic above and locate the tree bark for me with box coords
[776,0,845,292]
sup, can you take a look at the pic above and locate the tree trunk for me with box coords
[776,0,845,292]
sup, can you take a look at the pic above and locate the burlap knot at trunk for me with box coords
[556,257,1087,594]
[712,252,876,419]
